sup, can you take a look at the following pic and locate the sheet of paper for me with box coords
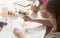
[14,0,32,7]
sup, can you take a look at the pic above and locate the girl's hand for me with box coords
[23,16,33,21]
[31,4,38,13]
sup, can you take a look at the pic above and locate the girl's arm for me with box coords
[23,16,51,26]
[31,19,52,25]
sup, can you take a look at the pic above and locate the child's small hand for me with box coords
[23,16,32,21]
[31,4,38,13]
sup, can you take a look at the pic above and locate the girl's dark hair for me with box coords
[46,0,60,32]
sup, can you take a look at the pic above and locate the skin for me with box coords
[13,28,26,38]
[31,5,39,13]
